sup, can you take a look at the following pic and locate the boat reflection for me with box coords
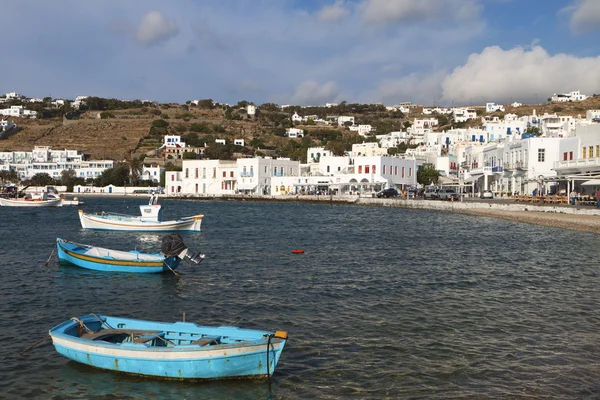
[48,360,276,399]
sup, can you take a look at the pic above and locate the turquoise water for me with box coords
[2,197,600,399]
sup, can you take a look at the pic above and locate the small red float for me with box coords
[291,249,305,254]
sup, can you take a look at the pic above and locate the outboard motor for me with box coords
[161,233,205,264]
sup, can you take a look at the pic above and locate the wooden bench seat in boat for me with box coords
[81,328,163,342]
[190,336,221,346]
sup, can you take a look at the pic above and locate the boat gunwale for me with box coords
[57,239,170,267]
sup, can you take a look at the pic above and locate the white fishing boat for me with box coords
[78,193,203,232]
[46,193,83,206]
[0,192,63,207]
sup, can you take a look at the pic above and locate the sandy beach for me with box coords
[454,208,600,234]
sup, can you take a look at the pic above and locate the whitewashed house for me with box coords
[551,90,587,102]
[349,124,373,136]
[377,131,410,148]
[351,142,387,157]
[0,105,38,118]
[215,139,226,145]
[163,135,186,148]
[502,137,561,195]
[291,112,303,123]
[486,103,505,113]
[0,120,16,132]
[337,116,355,127]
[140,165,163,182]
[307,147,333,163]
[234,139,245,146]
[166,159,237,196]
[285,128,304,138]
[452,108,478,123]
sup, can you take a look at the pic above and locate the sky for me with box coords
[2,0,600,107]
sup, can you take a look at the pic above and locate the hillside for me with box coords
[1,96,599,162]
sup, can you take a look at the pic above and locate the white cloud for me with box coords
[441,45,600,104]
[563,0,600,35]
[317,1,350,23]
[376,71,447,106]
[136,11,179,46]
[290,81,340,105]
[359,0,482,25]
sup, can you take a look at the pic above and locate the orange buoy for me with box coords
[291,249,305,254]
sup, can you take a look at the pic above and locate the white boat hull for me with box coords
[78,210,203,232]
[0,198,63,207]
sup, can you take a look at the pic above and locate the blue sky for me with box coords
[2,0,600,106]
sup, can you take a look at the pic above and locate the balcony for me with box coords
[239,172,254,177]
[554,157,600,172]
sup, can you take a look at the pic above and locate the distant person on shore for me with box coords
[570,190,578,205]
[596,188,600,208]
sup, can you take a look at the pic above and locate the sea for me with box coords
[1,196,600,399]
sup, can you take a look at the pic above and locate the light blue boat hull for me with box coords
[56,239,181,274]
[49,314,287,380]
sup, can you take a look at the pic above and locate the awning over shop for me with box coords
[237,183,258,190]
[581,179,600,186]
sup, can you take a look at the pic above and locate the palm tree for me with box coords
[126,155,144,184]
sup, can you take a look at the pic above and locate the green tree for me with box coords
[27,173,56,187]
[182,151,197,159]
[0,169,19,185]
[60,169,77,192]
[152,119,169,128]
[417,163,440,186]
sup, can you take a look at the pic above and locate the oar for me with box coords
[45,248,55,267]
[163,260,180,277]
[21,334,51,355]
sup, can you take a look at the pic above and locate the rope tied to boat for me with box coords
[71,317,92,336]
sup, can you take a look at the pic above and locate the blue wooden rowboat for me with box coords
[56,235,204,274]
[49,314,288,380]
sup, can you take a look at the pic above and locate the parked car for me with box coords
[481,190,494,199]
[376,188,400,198]
[424,187,439,200]
[438,188,459,201]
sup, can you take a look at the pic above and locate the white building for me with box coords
[349,124,373,136]
[325,103,338,108]
[511,102,522,108]
[291,112,302,123]
[0,105,38,118]
[234,139,245,146]
[247,104,256,116]
[4,92,24,99]
[0,146,114,180]
[586,110,600,121]
[502,137,561,195]
[307,147,333,163]
[452,108,477,123]
[377,131,410,148]
[215,139,226,145]
[140,165,163,183]
[0,119,16,132]
[551,90,587,102]
[338,116,355,127]
[165,157,301,196]
[163,135,186,148]
[486,103,505,113]
[285,128,304,138]
[351,142,387,157]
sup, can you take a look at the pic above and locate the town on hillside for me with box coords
[1,90,600,200]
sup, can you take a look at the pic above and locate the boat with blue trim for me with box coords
[56,234,204,274]
[78,192,203,232]
[49,314,288,380]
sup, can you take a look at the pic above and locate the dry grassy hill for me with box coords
[2,97,599,161]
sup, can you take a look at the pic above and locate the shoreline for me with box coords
[70,192,600,234]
